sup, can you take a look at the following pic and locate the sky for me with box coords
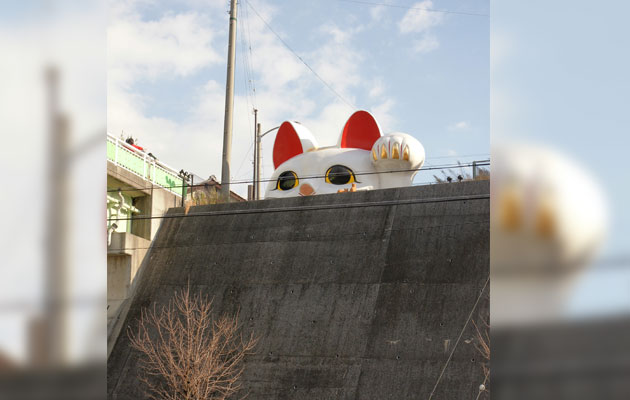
[107,0,490,198]
[0,0,489,364]
[0,0,627,366]
[0,1,106,363]
[491,0,630,316]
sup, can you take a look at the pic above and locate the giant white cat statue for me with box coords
[265,110,425,198]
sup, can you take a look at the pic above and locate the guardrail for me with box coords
[106,134,186,197]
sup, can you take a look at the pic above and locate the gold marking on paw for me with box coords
[392,143,400,159]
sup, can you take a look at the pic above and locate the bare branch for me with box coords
[128,284,258,400]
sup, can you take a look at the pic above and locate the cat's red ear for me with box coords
[273,121,317,169]
[339,110,382,150]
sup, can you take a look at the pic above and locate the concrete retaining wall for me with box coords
[108,181,490,399]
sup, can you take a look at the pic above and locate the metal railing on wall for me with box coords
[106,134,185,197]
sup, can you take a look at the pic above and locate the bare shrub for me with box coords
[128,286,258,400]
[472,318,490,398]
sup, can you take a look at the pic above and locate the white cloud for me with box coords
[320,24,364,44]
[309,23,367,100]
[448,121,470,131]
[368,78,385,99]
[108,2,398,197]
[398,1,444,54]
[370,5,387,21]
[413,34,439,53]
[108,10,222,88]
[399,1,444,34]
[371,98,396,130]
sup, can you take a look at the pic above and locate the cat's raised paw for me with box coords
[371,133,425,170]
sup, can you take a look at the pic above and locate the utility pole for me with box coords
[220,0,238,203]
[254,125,281,199]
[256,122,262,200]
[252,109,258,200]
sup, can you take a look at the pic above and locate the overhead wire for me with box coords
[0,296,103,313]
[243,0,257,107]
[106,160,490,193]
[245,0,358,110]
[474,374,489,400]
[427,153,490,160]
[427,275,490,400]
[337,0,489,17]
[233,141,255,180]
[107,193,490,222]
[234,5,256,181]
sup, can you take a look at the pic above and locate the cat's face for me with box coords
[266,147,379,198]
[265,110,425,198]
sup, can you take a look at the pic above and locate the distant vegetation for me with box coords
[433,161,489,183]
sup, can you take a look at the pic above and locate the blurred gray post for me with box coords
[256,122,262,200]
[43,66,69,366]
[472,161,478,180]
[220,0,238,203]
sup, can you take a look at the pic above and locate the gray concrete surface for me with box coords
[107,232,153,358]
[107,160,182,240]
[107,181,490,399]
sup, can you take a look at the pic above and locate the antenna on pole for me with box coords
[220,0,238,203]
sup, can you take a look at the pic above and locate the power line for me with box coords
[107,193,490,222]
[243,1,257,106]
[427,153,490,160]
[238,5,257,111]
[245,0,358,110]
[106,160,490,194]
[237,48,255,183]
[234,138,255,179]
[474,374,489,400]
[338,0,489,17]
[427,275,490,400]
[0,296,103,314]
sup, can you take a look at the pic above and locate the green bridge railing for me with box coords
[107,134,186,197]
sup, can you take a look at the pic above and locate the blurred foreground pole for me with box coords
[40,66,69,367]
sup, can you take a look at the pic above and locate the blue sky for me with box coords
[491,0,630,315]
[0,0,627,365]
[108,0,490,196]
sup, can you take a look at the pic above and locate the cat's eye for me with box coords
[276,171,298,190]
[325,165,356,185]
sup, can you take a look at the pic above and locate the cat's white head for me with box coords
[265,110,425,198]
